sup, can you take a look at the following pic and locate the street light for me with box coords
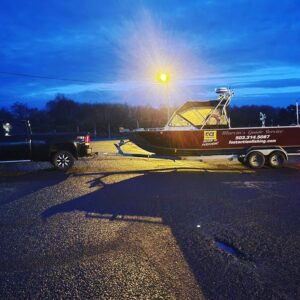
[158,72,169,83]
[157,72,171,121]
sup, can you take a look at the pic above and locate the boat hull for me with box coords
[125,127,300,156]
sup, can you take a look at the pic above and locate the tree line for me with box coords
[0,94,298,136]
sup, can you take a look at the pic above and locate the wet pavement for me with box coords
[0,140,299,299]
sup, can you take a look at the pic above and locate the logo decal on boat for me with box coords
[204,130,217,142]
[203,130,219,146]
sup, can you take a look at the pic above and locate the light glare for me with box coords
[158,73,169,83]
[116,10,207,106]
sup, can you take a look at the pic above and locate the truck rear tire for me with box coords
[52,150,74,171]
[237,156,246,165]
[268,151,286,168]
[246,151,265,169]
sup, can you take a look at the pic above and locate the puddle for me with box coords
[215,240,238,255]
[214,239,248,259]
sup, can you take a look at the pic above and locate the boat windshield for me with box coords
[168,114,191,127]
[168,102,229,128]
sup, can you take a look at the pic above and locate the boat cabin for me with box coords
[167,100,229,129]
[167,88,233,130]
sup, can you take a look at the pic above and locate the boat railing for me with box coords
[200,88,234,129]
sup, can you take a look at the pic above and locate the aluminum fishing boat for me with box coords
[122,88,300,168]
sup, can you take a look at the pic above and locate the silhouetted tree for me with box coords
[0,108,13,120]
[0,95,297,136]
[229,105,280,127]
[46,94,80,132]
[11,102,32,119]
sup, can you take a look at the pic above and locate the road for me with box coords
[0,140,299,299]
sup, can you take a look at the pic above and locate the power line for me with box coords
[0,71,100,84]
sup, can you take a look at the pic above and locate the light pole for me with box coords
[157,72,171,122]
[296,101,299,126]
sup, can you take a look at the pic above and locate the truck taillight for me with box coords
[84,135,90,145]
[76,136,84,142]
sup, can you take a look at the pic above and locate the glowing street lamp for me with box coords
[157,72,171,121]
[158,72,169,83]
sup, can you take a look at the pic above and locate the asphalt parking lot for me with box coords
[0,140,299,299]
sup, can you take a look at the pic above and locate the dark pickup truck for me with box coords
[0,120,92,170]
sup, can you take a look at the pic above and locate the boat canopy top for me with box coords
[176,100,221,112]
[167,88,233,129]
[168,101,228,128]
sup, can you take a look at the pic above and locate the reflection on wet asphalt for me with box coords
[0,140,299,299]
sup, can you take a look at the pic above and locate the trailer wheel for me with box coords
[246,151,265,169]
[268,151,286,168]
[52,150,74,171]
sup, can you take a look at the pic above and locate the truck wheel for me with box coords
[237,156,246,165]
[246,151,265,169]
[52,151,74,171]
[268,151,286,168]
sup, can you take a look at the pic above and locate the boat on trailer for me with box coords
[121,88,300,168]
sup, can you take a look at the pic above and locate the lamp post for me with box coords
[157,72,171,122]
[296,101,299,126]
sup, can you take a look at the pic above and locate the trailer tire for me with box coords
[246,151,265,169]
[268,151,286,168]
[52,150,74,171]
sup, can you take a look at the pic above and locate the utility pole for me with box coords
[296,101,299,126]
[166,87,170,122]
[108,122,111,138]
[157,72,171,125]
[94,123,97,137]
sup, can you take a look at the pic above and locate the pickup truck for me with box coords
[0,120,92,170]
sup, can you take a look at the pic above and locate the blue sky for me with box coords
[0,0,299,108]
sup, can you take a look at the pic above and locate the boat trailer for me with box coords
[93,139,299,169]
